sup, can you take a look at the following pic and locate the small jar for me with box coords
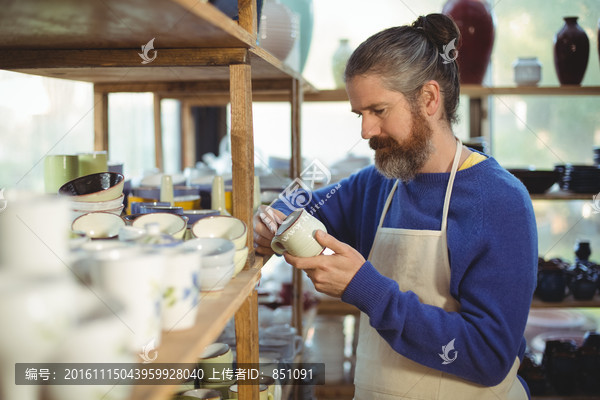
[513,57,542,86]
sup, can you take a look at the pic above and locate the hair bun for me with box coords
[412,13,460,50]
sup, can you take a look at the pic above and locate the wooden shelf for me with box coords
[0,0,310,85]
[530,191,596,200]
[304,86,600,102]
[531,294,600,308]
[129,261,263,400]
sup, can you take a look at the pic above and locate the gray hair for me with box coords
[344,14,461,125]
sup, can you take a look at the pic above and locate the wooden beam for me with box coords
[180,99,196,170]
[234,289,259,400]
[290,78,303,335]
[93,89,109,152]
[0,48,248,69]
[153,93,164,171]
[93,78,293,95]
[230,61,255,264]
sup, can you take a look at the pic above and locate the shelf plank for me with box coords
[129,263,262,400]
[531,294,600,308]
[0,0,251,50]
[530,191,596,200]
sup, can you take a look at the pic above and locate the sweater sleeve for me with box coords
[342,174,538,387]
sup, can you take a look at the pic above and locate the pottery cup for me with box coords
[270,209,326,257]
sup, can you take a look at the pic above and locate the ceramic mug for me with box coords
[86,243,165,352]
[270,209,326,257]
[44,154,79,194]
[78,151,108,177]
[160,246,201,331]
[228,384,273,400]
[259,336,302,362]
[198,343,234,382]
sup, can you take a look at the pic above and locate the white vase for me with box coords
[258,0,298,61]
[332,38,353,89]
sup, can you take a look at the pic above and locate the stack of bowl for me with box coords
[191,215,249,276]
[555,164,600,193]
[59,172,125,219]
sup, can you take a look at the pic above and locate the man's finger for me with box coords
[314,230,346,254]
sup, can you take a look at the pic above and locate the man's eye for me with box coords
[373,109,384,115]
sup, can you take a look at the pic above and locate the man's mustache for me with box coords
[369,136,397,150]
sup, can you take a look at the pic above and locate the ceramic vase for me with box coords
[258,0,298,61]
[332,38,353,89]
[442,0,495,84]
[280,0,313,72]
[553,17,589,85]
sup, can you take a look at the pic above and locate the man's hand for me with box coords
[284,230,365,298]
[253,205,287,255]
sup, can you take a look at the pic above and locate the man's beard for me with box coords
[369,109,434,181]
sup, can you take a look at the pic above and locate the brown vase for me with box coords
[442,0,495,85]
[553,16,589,85]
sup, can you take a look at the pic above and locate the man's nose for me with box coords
[361,116,381,140]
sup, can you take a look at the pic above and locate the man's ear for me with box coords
[420,80,441,117]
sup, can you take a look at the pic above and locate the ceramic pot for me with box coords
[575,240,591,261]
[442,0,495,84]
[258,0,298,61]
[280,0,313,72]
[332,38,353,89]
[537,267,568,302]
[553,16,589,85]
[543,340,578,395]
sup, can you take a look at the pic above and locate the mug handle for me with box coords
[270,237,286,255]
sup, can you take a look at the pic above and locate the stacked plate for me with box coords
[555,164,600,193]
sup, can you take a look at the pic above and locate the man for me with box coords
[253,13,537,400]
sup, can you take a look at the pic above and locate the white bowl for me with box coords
[191,216,247,250]
[132,213,187,239]
[233,246,249,276]
[183,238,235,291]
[70,194,124,211]
[71,205,124,220]
[71,212,125,239]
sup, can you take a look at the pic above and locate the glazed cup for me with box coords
[44,154,79,194]
[78,151,108,176]
[270,209,326,257]
[179,388,222,399]
[86,243,165,351]
[198,343,234,382]
[161,246,201,331]
[228,384,272,400]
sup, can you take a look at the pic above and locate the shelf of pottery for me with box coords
[0,1,315,400]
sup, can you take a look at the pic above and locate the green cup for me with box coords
[44,155,79,194]
[78,151,108,177]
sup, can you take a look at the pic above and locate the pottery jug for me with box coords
[442,0,495,84]
[553,16,589,85]
[258,0,298,61]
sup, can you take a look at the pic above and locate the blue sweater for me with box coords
[273,156,538,387]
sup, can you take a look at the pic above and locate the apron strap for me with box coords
[441,138,462,232]
[377,180,399,229]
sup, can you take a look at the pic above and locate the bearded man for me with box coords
[253,14,537,400]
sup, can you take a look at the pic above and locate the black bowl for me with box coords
[58,172,124,197]
[508,169,559,194]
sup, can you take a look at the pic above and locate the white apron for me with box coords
[354,139,527,400]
